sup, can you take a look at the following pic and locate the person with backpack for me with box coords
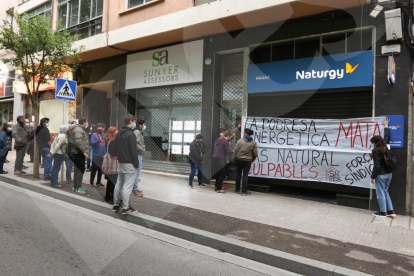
[90,123,105,187]
[212,131,234,193]
[370,117,396,217]
[48,125,69,188]
[70,118,90,195]
[234,128,258,196]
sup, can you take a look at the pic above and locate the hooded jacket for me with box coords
[35,125,51,149]
[115,126,138,168]
[70,124,89,155]
[12,123,29,147]
[371,128,391,179]
[212,138,233,161]
[234,136,258,162]
[189,140,205,164]
[51,133,68,156]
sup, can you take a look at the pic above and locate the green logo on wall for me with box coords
[152,50,169,66]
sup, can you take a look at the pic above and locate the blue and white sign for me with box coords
[384,115,404,149]
[55,78,76,102]
[247,51,373,93]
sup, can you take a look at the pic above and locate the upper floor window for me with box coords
[127,0,153,9]
[6,9,14,29]
[57,0,103,40]
[27,2,52,19]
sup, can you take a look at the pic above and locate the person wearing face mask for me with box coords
[112,114,139,215]
[36,117,52,180]
[69,117,90,195]
[12,116,29,175]
[188,134,205,189]
[4,121,13,164]
[132,119,146,197]
[0,123,12,174]
[212,131,234,193]
[90,123,106,187]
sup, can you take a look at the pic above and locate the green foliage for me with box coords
[0,12,84,107]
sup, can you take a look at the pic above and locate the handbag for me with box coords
[102,140,118,175]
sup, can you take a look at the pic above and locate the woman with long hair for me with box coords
[104,126,118,204]
[370,118,396,217]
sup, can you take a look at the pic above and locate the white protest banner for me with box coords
[243,117,384,189]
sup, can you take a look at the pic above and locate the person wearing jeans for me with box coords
[36,117,52,180]
[48,125,69,188]
[113,114,139,215]
[70,118,90,195]
[234,128,258,196]
[66,158,73,184]
[0,123,11,174]
[188,134,205,188]
[132,119,146,197]
[12,116,29,175]
[90,124,105,187]
[212,132,234,193]
[370,117,396,217]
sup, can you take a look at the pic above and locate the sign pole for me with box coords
[60,100,67,182]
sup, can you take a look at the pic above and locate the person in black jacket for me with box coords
[188,134,205,189]
[370,118,396,218]
[104,127,118,204]
[36,117,52,180]
[112,114,138,215]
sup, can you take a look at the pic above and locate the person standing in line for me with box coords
[27,122,35,163]
[12,116,29,175]
[4,121,13,165]
[48,125,69,188]
[112,114,139,215]
[234,121,242,141]
[104,127,118,204]
[212,131,234,193]
[90,123,105,188]
[70,117,90,195]
[234,128,258,196]
[132,119,146,197]
[0,123,12,174]
[370,118,396,217]
[36,118,53,180]
[86,125,94,172]
[65,129,74,185]
[188,134,205,189]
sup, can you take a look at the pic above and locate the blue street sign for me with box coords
[55,78,77,101]
[384,115,404,149]
[247,51,373,93]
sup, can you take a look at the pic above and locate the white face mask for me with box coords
[142,125,147,131]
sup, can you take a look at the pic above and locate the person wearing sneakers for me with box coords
[234,128,258,196]
[370,118,396,218]
[212,131,234,193]
[90,123,106,188]
[132,119,146,197]
[0,123,11,174]
[112,114,139,215]
[188,134,205,189]
[48,125,69,189]
[12,115,29,175]
[70,118,90,195]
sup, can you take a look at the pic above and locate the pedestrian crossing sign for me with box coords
[55,78,77,102]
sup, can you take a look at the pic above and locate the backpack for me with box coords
[384,149,398,172]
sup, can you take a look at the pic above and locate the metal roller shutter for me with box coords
[247,89,373,119]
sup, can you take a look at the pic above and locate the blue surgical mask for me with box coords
[142,125,146,131]
[131,123,136,129]
[7,127,12,132]
[25,123,29,127]
[46,123,50,128]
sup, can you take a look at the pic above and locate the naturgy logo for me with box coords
[296,62,359,80]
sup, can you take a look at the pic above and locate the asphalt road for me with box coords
[0,183,297,276]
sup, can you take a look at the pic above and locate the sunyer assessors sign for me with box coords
[247,51,373,93]
[244,117,384,189]
[126,40,203,89]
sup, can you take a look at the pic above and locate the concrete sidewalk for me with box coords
[3,151,414,275]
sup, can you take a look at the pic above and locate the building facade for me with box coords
[7,0,414,214]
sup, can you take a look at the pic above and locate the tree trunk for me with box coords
[32,104,40,179]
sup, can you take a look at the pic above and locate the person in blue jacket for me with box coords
[90,123,106,187]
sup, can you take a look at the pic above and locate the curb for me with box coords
[0,175,372,276]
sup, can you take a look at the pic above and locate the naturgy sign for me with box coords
[247,51,373,93]
[126,40,203,89]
